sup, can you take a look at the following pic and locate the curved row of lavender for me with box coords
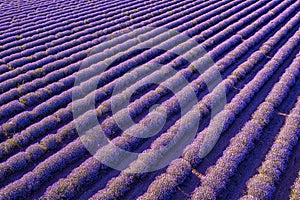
[0,0,300,199]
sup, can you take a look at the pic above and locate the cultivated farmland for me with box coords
[0,0,300,199]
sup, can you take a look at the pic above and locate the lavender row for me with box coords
[0,0,218,86]
[290,170,300,200]
[0,0,284,155]
[0,0,233,80]
[0,0,100,40]
[190,30,300,200]
[0,0,121,34]
[0,0,192,88]
[0,3,262,185]
[0,49,232,197]
[0,0,242,160]
[0,61,80,107]
[0,0,91,32]
[81,1,245,75]
[44,95,205,199]
[101,5,270,138]
[0,0,143,43]
[0,0,246,136]
[210,0,294,60]
[0,66,79,126]
[0,0,286,184]
[200,0,283,49]
[0,0,201,58]
[0,20,208,157]
[0,1,58,26]
[0,0,63,22]
[2,0,239,79]
[5,0,233,58]
[44,2,294,197]
[89,107,205,200]
[0,11,234,161]
[90,59,242,199]
[0,0,227,81]
[0,21,188,120]
[0,0,186,103]
[0,105,76,167]
[241,66,300,199]
[0,139,89,199]
[0,0,176,72]
[189,0,287,62]
[0,0,166,53]
[0,18,254,199]
[0,36,164,136]
[182,0,299,115]
[81,0,274,94]
[138,5,300,199]
[0,2,200,34]
[0,0,254,108]
[73,0,264,138]
[0,0,68,16]
[0,0,177,62]
[1,0,216,39]
[0,12,211,131]
[137,24,298,200]
[0,1,284,197]
[0,0,51,13]
[236,0,296,40]
[192,0,271,42]
[0,0,116,30]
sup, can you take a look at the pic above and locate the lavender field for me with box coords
[0,0,300,199]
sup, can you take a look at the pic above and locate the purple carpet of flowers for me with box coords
[0,0,300,199]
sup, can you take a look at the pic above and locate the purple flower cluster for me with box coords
[0,100,25,123]
[0,0,132,45]
[97,0,284,141]
[201,0,267,44]
[174,0,242,35]
[0,0,278,145]
[0,0,184,71]
[0,106,75,161]
[0,121,80,181]
[237,0,293,39]
[241,87,300,199]
[0,33,173,138]
[0,90,70,134]
[266,62,300,106]
[41,157,101,200]
[91,103,199,199]
[139,3,300,199]
[1,0,300,199]
[0,1,259,187]
[183,0,261,41]
[100,59,199,137]
[0,0,211,121]
[0,0,251,145]
[209,35,242,60]
[138,174,180,200]
[290,171,300,200]
[0,139,87,199]
[137,159,191,200]
[191,29,300,199]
